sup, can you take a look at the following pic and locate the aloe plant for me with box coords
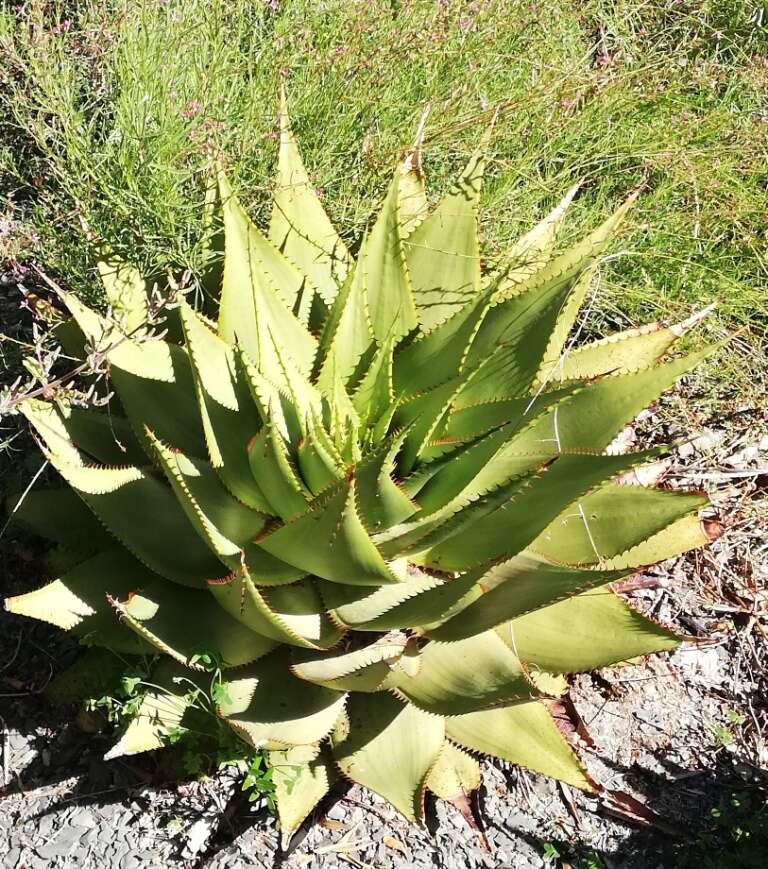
[6,94,718,841]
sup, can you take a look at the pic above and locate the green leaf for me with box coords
[105,659,211,759]
[96,254,149,334]
[534,191,639,382]
[271,745,335,848]
[257,477,400,586]
[493,182,580,296]
[397,118,429,237]
[217,170,317,376]
[58,293,208,458]
[446,700,593,789]
[530,483,707,567]
[405,139,487,332]
[291,631,409,691]
[247,420,311,520]
[360,173,418,344]
[427,552,626,642]
[179,301,271,511]
[269,89,350,309]
[146,429,269,572]
[220,649,347,748]
[520,350,712,455]
[426,742,481,800]
[208,573,343,649]
[4,549,161,654]
[422,451,662,571]
[393,631,531,715]
[109,579,276,668]
[499,587,680,673]
[7,486,113,551]
[297,415,345,494]
[42,457,226,587]
[332,692,444,821]
[355,432,418,531]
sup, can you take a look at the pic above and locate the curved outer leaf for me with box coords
[426,552,627,642]
[7,486,113,552]
[394,631,533,715]
[269,89,350,308]
[42,456,226,588]
[361,174,418,344]
[493,182,580,296]
[97,254,150,333]
[5,549,157,654]
[271,745,335,848]
[422,451,661,572]
[105,659,212,760]
[257,477,400,586]
[426,741,481,800]
[291,631,409,691]
[220,649,347,748]
[534,190,640,383]
[208,573,343,649]
[498,587,680,674]
[332,692,444,821]
[109,579,276,668]
[218,170,317,377]
[529,483,707,567]
[446,700,593,790]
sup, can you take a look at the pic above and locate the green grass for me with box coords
[1,0,766,387]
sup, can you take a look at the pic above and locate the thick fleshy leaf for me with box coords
[110,579,276,668]
[332,692,444,821]
[422,451,662,571]
[105,659,212,759]
[7,487,113,551]
[60,293,207,458]
[499,587,680,673]
[269,90,350,309]
[208,573,342,649]
[397,109,429,238]
[427,553,626,642]
[355,432,418,531]
[218,170,317,376]
[493,183,580,296]
[247,421,311,520]
[530,483,707,567]
[296,415,345,493]
[291,631,409,691]
[179,301,270,511]
[42,458,225,587]
[393,631,532,715]
[522,351,712,458]
[534,191,640,383]
[446,700,593,789]
[360,174,418,344]
[426,742,481,800]
[257,478,400,586]
[271,745,335,848]
[97,254,149,333]
[4,549,159,653]
[405,137,487,332]
[220,649,347,748]
[146,430,267,571]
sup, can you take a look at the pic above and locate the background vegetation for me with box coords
[0,0,766,385]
